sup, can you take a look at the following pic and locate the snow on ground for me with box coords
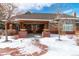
[0,34,79,56]
[0,36,41,54]
[40,34,79,56]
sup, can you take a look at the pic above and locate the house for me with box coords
[1,12,79,35]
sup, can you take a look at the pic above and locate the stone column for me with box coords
[21,22,24,29]
[76,31,79,46]
[9,24,13,29]
[8,24,13,35]
[42,29,50,37]
[8,24,16,35]
[18,29,27,38]
[20,22,24,29]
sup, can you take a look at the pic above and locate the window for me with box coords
[0,21,4,29]
[63,23,74,31]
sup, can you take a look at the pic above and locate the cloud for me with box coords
[14,3,53,14]
[63,9,73,13]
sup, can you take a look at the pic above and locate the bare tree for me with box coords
[54,4,72,41]
[53,4,62,41]
[0,3,17,42]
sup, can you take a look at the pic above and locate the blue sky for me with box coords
[30,3,79,16]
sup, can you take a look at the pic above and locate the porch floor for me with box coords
[27,33,42,38]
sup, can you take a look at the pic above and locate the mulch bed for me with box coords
[0,44,48,56]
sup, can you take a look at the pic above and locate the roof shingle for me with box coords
[13,13,76,20]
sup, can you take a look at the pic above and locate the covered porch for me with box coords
[0,19,49,38]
